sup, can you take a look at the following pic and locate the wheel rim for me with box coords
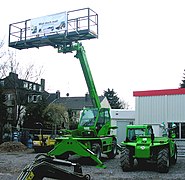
[92,144,101,159]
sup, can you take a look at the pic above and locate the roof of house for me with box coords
[133,88,185,97]
[47,94,105,110]
[46,93,58,103]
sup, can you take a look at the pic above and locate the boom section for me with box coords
[58,42,101,109]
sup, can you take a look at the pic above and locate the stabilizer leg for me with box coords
[48,137,106,168]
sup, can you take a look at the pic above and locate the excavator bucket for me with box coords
[17,154,91,180]
[48,137,106,168]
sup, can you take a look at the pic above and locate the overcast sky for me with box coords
[1,0,185,109]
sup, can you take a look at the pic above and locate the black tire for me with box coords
[157,148,170,173]
[91,143,101,159]
[120,147,134,171]
[107,140,117,159]
[84,174,91,180]
[171,145,177,165]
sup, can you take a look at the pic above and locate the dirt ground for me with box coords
[0,142,185,180]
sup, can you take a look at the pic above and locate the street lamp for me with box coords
[35,122,44,146]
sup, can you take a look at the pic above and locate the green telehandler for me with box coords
[8,8,117,179]
[47,42,117,168]
[120,124,177,173]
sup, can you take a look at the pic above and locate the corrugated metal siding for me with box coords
[136,94,185,124]
[167,95,185,121]
[136,95,166,124]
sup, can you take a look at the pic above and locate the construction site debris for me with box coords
[0,142,27,152]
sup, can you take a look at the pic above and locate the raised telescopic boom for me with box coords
[8,8,117,169]
[47,42,117,168]
[58,42,101,109]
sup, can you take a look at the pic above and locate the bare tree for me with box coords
[0,51,43,82]
[0,38,9,78]
[0,38,43,81]
[120,100,130,109]
[0,39,5,58]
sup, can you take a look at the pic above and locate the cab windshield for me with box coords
[128,128,145,141]
[79,109,98,127]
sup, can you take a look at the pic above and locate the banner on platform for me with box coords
[30,11,67,36]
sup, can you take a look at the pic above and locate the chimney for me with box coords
[41,79,45,91]
[85,93,89,101]
[56,90,60,99]
[9,72,18,80]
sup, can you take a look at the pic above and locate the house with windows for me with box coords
[48,92,111,109]
[134,88,185,155]
[0,72,111,129]
[0,72,47,127]
[1,72,133,143]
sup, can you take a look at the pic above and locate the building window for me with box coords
[181,123,185,138]
[0,80,4,86]
[33,84,36,91]
[29,83,33,90]
[38,86,42,92]
[33,95,37,102]
[168,122,179,138]
[6,94,14,101]
[168,122,185,139]
[28,95,32,103]
[28,95,41,103]
[23,82,28,89]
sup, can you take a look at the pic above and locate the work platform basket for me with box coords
[9,8,98,50]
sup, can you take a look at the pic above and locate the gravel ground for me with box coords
[0,149,185,180]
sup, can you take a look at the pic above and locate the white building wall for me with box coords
[134,90,185,151]
[167,95,185,122]
[111,109,135,144]
[100,97,111,108]
[136,94,185,125]
[136,96,166,125]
